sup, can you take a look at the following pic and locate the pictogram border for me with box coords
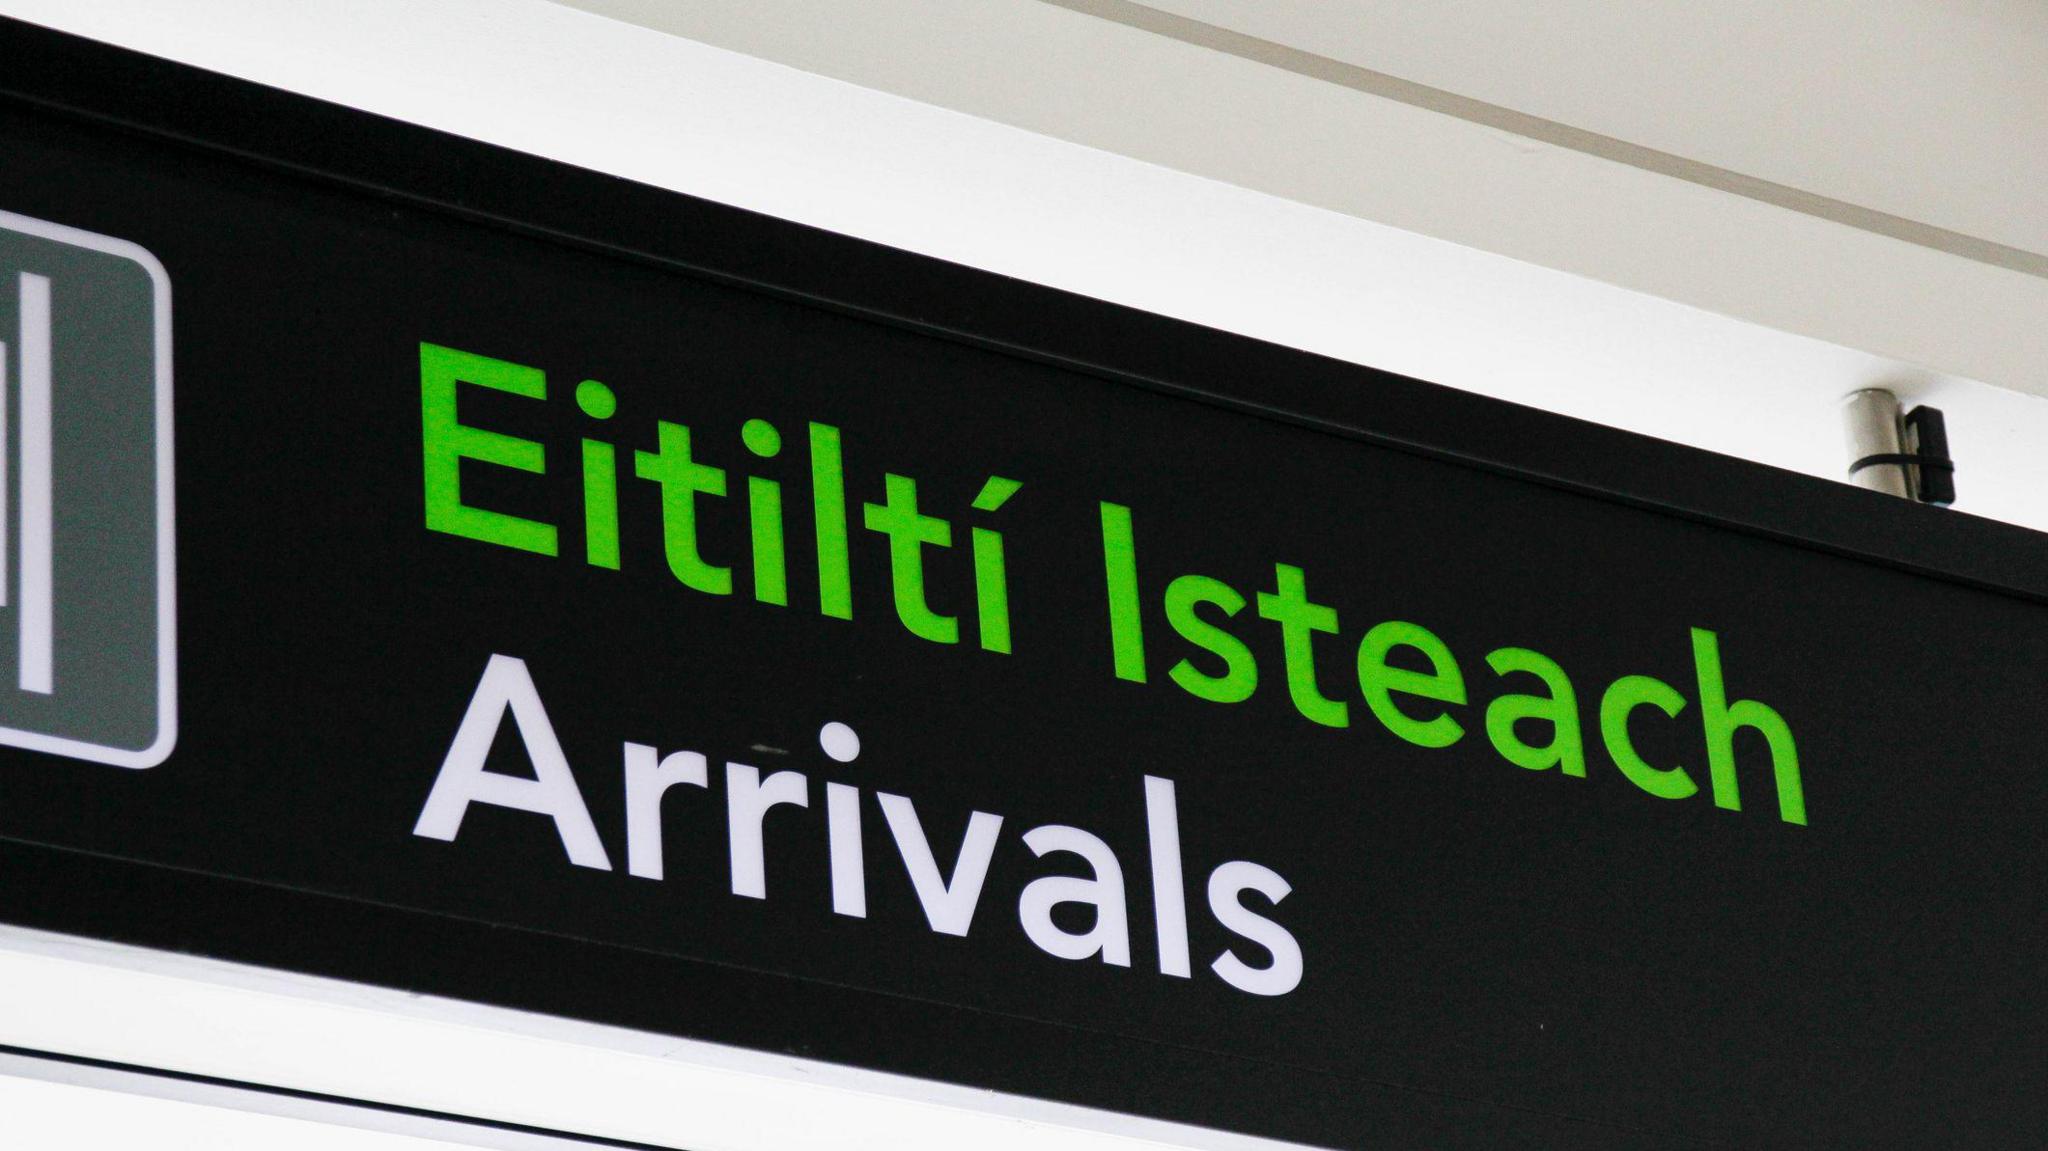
[0,208,174,769]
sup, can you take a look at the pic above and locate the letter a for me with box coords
[412,654,614,870]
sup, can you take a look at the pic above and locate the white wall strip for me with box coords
[0,925,1326,1151]
[0,1057,603,1151]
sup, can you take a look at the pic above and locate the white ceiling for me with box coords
[1141,0,2048,258]
[8,0,2048,533]
[556,0,2048,405]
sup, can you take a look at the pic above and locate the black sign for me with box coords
[0,20,2042,1150]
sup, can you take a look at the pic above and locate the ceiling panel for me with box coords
[1143,0,2048,259]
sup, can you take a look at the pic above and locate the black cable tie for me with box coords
[1849,453,1955,475]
